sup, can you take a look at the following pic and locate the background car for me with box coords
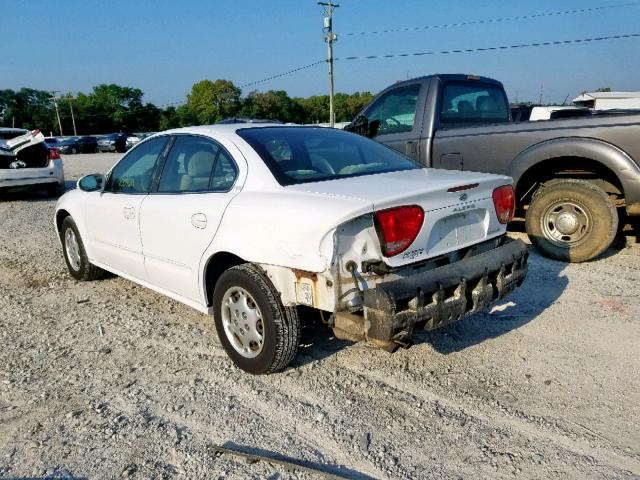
[44,137,60,149]
[75,136,98,153]
[125,134,141,150]
[98,133,129,153]
[55,137,80,154]
[1,129,65,195]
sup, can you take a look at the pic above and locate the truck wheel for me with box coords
[61,217,104,280]
[525,179,618,262]
[213,264,300,374]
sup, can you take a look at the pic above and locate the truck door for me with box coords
[432,81,510,172]
[362,83,425,163]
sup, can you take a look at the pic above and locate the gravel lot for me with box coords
[1,153,639,479]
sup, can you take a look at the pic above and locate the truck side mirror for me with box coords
[346,115,373,137]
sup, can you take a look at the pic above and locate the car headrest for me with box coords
[187,151,215,177]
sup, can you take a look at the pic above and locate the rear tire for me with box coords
[61,217,104,281]
[525,179,618,262]
[213,264,300,374]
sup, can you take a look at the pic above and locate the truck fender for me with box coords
[508,137,640,199]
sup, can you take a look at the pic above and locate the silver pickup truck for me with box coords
[347,74,640,262]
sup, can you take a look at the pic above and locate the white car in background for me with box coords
[54,125,528,373]
[1,128,65,196]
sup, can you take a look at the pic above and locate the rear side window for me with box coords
[440,82,509,124]
[106,137,168,193]
[157,135,238,193]
[363,84,421,135]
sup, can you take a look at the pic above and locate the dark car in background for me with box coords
[55,137,79,154]
[44,137,60,149]
[75,136,98,153]
[98,133,129,153]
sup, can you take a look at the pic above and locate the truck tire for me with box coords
[213,264,300,374]
[525,179,618,262]
[61,216,104,280]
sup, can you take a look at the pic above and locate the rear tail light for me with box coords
[48,148,61,160]
[492,185,515,224]
[375,205,424,256]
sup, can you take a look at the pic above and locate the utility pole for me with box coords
[538,83,544,105]
[319,0,338,127]
[51,91,63,136]
[67,93,77,136]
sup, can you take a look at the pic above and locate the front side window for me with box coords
[157,135,238,193]
[363,84,421,135]
[440,82,509,124]
[106,136,168,193]
[237,127,420,186]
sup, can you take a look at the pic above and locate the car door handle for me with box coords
[123,205,136,220]
[191,213,207,229]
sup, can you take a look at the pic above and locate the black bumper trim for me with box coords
[362,237,529,342]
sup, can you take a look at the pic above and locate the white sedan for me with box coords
[54,124,528,374]
[1,129,65,195]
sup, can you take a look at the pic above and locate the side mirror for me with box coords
[77,173,105,192]
[345,115,369,135]
[345,115,380,139]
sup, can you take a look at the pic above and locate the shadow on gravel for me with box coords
[293,309,353,367]
[418,247,568,354]
[0,180,74,201]
[217,441,376,479]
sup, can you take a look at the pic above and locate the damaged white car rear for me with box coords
[54,125,528,374]
[0,129,65,196]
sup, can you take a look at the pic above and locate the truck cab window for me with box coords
[363,84,421,135]
[440,83,509,124]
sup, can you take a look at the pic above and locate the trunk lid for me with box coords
[288,168,512,267]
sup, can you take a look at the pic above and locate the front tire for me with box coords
[525,179,618,262]
[61,217,104,281]
[213,264,300,374]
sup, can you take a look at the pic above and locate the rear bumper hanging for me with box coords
[361,237,528,343]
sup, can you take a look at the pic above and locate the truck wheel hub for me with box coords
[555,212,579,234]
[541,200,590,246]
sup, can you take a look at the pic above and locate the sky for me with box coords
[2,0,640,106]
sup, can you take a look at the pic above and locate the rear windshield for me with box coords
[440,82,509,124]
[237,127,420,185]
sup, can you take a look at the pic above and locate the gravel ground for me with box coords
[1,153,639,480]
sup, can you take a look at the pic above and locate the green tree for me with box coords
[186,79,241,124]
[595,87,612,92]
[0,88,56,133]
[239,90,303,122]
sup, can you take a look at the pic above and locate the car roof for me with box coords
[159,123,322,140]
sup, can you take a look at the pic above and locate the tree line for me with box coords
[0,80,374,136]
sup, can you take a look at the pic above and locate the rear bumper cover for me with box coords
[362,237,528,343]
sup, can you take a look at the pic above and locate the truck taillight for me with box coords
[48,148,61,160]
[375,205,424,256]
[493,185,515,224]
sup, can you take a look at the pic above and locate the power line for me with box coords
[344,2,640,36]
[157,60,326,108]
[336,33,640,61]
[239,60,327,89]
[153,32,640,107]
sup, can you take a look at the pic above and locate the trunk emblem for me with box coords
[459,193,468,201]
